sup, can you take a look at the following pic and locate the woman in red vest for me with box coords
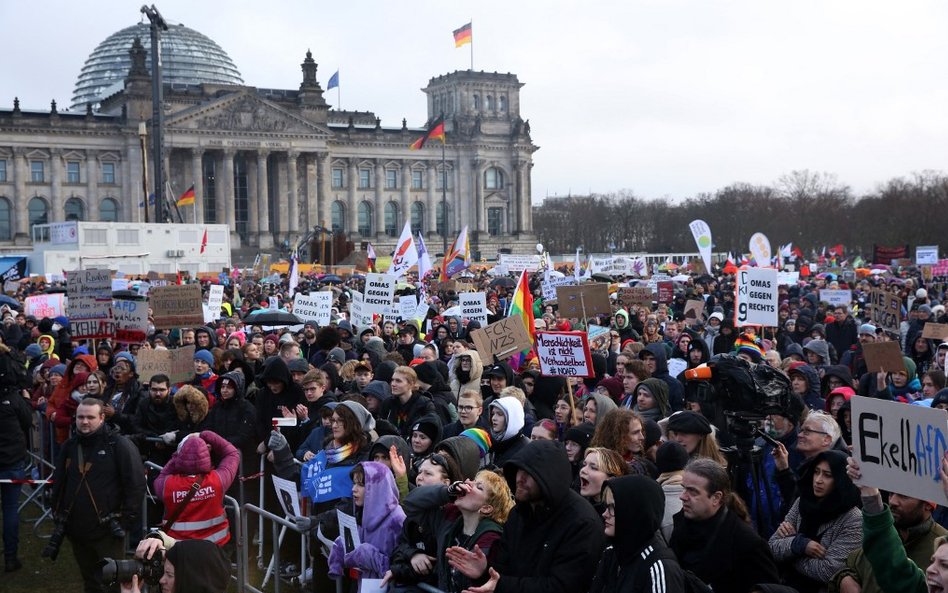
[155,430,239,546]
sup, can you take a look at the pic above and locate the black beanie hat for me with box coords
[564,422,595,450]
[656,441,690,474]
[666,411,712,436]
[411,417,441,443]
[642,418,662,450]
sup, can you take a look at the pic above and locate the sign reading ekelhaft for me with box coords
[66,269,114,339]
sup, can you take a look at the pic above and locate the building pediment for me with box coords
[167,92,331,137]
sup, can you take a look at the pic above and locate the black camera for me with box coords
[100,549,164,586]
[104,515,126,539]
[41,517,68,561]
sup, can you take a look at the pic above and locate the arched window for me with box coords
[64,197,85,221]
[473,94,480,110]
[486,95,494,111]
[499,96,507,112]
[384,201,399,237]
[28,197,48,227]
[436,201,452,237]
[358,201,373,236]
[0,197,11,241]
[331,201,346,233]
[411,202,425,234]
[485,167,504,190]
[100,197,119,222]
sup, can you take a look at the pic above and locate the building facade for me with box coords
[0,24,538,262]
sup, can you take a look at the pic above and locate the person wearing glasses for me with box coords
[772,410,848,517]
[130,374,179,466]
[443,389,488,439]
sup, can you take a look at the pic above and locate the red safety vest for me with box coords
[162,471,230,545]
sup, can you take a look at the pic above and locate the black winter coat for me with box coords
[0,390,31,469]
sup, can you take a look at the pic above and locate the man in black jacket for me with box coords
[0,374,32,572]
[50,398,146,593]
[639,343,684,411]
[381,365,436,438]
[130,374,179,466]
[446,440,606,593]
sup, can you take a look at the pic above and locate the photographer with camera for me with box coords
[111,534,230,593]
[47,397,145,593]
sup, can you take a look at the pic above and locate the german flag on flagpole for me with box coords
[453,22,472,47]
[409,116,445,150]
[176,185,195,207]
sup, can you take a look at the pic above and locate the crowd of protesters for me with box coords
[2,257,948,593]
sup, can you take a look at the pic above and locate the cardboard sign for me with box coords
[862,340,907,374]
[868,289,902,335]
[460,292,488,326]
[735,267,778,327]
[683,299,705,326]
[207,285,224,321]
[619,286,653,307]
[556,283,611,318]
[819,289,852,308]
[541,276,577,301]
[917,245,939,266]
[66,269,114,340]
[777,271,800,286]
[136,345,195,383]
[24,294,65,319]
[499,254,541,272]
[656,281,674,304]
[535,331,594,377]
[294,292,332,326]
[112,299,148,344]
[150,284,204,329]
[852,396,948,506]
[364,273,396,314]
[922,323,948,341]
[470,316,533,362]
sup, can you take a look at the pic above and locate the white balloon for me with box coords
[536,243,544,253]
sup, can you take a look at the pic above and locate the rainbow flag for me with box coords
[176,185,195,207]
[507,269,535,371]
[440,226,470,280]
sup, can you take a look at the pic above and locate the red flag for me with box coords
[828,244,844,257]
[200,228,208,254]
[791,246,804,259]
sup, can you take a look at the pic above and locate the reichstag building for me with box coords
[0,20,538,258]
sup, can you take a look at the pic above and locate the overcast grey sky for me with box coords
[2,1,947,202]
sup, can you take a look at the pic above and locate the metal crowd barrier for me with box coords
[240,503,317,593]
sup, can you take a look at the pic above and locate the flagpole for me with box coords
[441,135,448,255]
[337,70,341,110]
[469,18,474,70]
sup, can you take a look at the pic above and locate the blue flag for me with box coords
[300,450,353,502]
[327,70,339,91]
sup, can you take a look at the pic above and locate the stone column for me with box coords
[316,152,330,230]
[50,149,62,222]
[526,163,534,232]
[191,149,204,224]
[399,160,411,236]
[473,159,484,233]
[275,154,288,240]
[125,139,140,223]
[426,166,437,236]
[374,160,384,238]
[221,149,236,233]
[287,151,300,236]
[86,150,99,221]
[256,150,272,248]
[304,153,318,230]
[12,149,27,242]
[246,155,258,241]
[347,159,358,235]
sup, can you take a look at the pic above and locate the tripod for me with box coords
[721,415,773,538]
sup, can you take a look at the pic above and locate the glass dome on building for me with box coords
[71,22,243,110]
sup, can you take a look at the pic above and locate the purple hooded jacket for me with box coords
[328,461,406,579]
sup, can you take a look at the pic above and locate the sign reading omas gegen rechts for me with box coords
[735,267,778,327]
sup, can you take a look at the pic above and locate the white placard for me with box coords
[499,254,541,272]
[336,510,361,553]
[749,232,772,265]
[667,357,688,378]
[364,273,396,314]
[268,296,279,310]
[735,267,778,327]
[398,295,418,321]
[24,294,65,319]
[272,475,302,517]
[111,279,129,292]
[66,269,114,339]
[349,291,372,328]
[294,292,332,326]
[207,285,225,320]
[917,245,939,266]
[852,396,948,506]
[459,292,488,326]
[112,298,149,344]
[535,331,594,377]
[777,271,799,286]
[819,289,852,308]
[541,276,577,301]
[414,296,430,321]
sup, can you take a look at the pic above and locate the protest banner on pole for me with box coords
[293,292,332,326]
[499,254,541,272]
[364,273,396,314]
[735,267,778,327]
[819,289,852,308]
[460,292,488,326]
[867,289,902,335]
[136,345,195,383]
[150,284,204,329]
[469,316,533,362]
[25,294,65,319]
[66,269,114,339]
[536,331,594,377]
[556,283,611,318]
[852,395,948,505]
[916,245,939,265]
[689,219,713,274]
[112,299,148,344]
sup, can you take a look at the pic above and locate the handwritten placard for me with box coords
[556,283,612,318]
[112,299,148,344]
[24,294,65,319]
[136,345,195,383]
[868,289,902,335]
[66,269,114,339]
[460,292,488,326]
[470,316,533,362]
[150,285,204,329]
[536,331,594,377]
[294,292,332,326]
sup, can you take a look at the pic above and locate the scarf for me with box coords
[325,441,357,464]
[797,450,859,539]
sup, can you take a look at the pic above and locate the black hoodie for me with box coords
[642,343,684,412]
[166,538,231,593]
[253,356,304,442]
[588,475,685,593]
[494,440,606,593]
[207,370,258,455]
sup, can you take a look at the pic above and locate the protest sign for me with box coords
[917,245,939,266]
[541,276,576,301]
[656,281,674,304]
[586,324,611,351]
[867,289,902,335]
[618,286,653,307]
[348,291,372,328]
[301,450,355,503]
[414,296,431,321]
[66,269,114,339]
[2,280,18,295]
[556,283,611,318]
[922,323,948,341]
[852,396,948,506]
[683,299,704,326]
[112,299,148,344]
[25,294,65,319]
[399,295,418,321]
[862,340,907,374]
[364,273,395,314]
[777,271,799,286]
[111,279,128,292]
[647,273,672,291]
[150,284,204,329]
[499,254,541,272]
[749,232,772,265]
[293,292,332,326]
[207,285,224,321]
[667,357,688,378]
[819,289,852,308]
[268,296,279,309]
[460,292,488,326]
[470,316,533,362]
[536,331,594,377]
[136,345,195,383]
[272,475,302,517]
[735,267,778,327]
[336,510,361,553]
